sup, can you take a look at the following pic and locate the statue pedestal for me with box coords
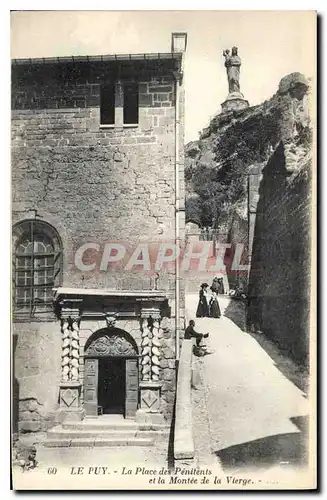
[221,92,249,113]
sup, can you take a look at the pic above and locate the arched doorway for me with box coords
[83,328,139,419]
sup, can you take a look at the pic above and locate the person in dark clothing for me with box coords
[209,287,221,318]
[211,276,224,295]
[211,277,220,294]
[196,283,210,317]
[218,278,225,295]
[184,320,209,347]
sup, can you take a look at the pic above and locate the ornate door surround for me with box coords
[54,288,169,423]
[83,328,139,418]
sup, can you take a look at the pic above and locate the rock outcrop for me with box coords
[185,72,313,367]
[185,72,312,233]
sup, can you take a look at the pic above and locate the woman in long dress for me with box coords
[196,283,210,317]
[209,287,221,318]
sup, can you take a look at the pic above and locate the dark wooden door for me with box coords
[84,358,98,417]
[98,358,125,414]
[125,358,138,419]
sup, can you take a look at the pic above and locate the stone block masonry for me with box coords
[12,57,185,431]
[247,142,312,367]
[12,61,184,292]
[13,321,62,433]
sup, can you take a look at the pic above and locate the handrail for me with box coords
[174,339,194,460]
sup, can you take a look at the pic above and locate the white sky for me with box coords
[11,10,316,144]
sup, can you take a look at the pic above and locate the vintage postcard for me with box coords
[11,10,317,490]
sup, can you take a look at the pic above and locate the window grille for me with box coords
[13,220,62,317]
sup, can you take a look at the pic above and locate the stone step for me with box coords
[47,426,169,440]
[44,437,154,448]
[61,421,169,432]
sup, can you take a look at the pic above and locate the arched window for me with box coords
[13,220,62,317]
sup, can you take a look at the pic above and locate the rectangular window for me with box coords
[123,83,139,125]
[100,84,115,125]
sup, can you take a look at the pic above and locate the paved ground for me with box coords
[12,439,171,490]
[187,293,310,473]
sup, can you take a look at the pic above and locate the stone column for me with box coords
[137,308,165,424]
[60,318,70,382]
[151,317,162,382]
[140,316,152,382]
[70,318,80,381]
[58,309,84,422]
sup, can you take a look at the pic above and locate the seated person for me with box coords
[184,320,212,356]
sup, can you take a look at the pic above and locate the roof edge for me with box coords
[12,52,183,66]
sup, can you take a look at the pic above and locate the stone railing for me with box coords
[174,339,194,460]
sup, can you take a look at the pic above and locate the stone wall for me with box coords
[247,73,313,367]
[12,58,185,430]
[12,60,184,293]
[227,202,249,291]
[13,321,61,432]
[184,220,237,294]
[247,144,312,367]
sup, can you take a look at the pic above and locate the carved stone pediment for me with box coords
[85,334,137,357]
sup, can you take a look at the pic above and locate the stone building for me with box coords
[12,33,187,436]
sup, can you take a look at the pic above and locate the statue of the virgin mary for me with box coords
[223,46,242,94]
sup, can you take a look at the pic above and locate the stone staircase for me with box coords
[44,415,170,448]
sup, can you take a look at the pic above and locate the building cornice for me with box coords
[53,287,168,302]
[11,52,183,66]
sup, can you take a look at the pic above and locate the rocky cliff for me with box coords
[185,72,312,234]
[185,72,313,366]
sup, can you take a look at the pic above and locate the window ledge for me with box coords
[99,123,139,130]
[99,124,115,129]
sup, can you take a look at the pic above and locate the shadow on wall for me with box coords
[223,299,247,331]
[215,425,308,472]
[12,334,19,434]
[247,142,288,334]
[247,141,311,368]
